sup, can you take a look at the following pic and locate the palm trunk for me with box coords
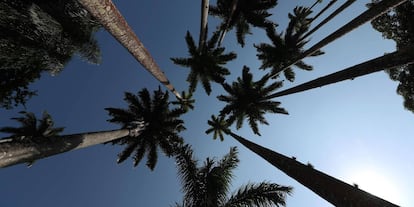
[228,131,399,207]
[199,0,209,51]
[306,0,338,29]
[300,0,355,43]
[0,127,144,168]
[272,0,408,77]
[217,0,238,47]
[308,0,322,11]
[78,0,182,99]
[267,46,414,99]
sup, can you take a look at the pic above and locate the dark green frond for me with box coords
[225,182,292,207]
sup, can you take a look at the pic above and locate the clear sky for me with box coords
[1,0,413,206]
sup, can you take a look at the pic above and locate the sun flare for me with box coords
[348,168,401,206]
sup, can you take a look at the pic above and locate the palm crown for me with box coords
[217,66,288,136]
[209,0,278,47]
[105,87,185,170]
[171,31,236,95]
[173,144,291,207]
[255,6,324,81]
[0,111,64,140]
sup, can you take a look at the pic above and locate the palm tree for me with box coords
[171,31,236,95]
[299,0,356,43]
[205,116,399,207]
[77,0,182,99]
[274,0,408,77]
[217,66,288,135]
[171,91,196,113]
[105,87,185,170]
[173,143,292,207]
[267,46,414,98]
[256,7,324,81]
[209,0,278,47]
[0,111,145,168]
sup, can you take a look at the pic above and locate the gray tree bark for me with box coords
[78,0,182,99]
[0,126,145,168]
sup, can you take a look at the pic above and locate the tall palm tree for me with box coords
[105,87,185,170]
[209,0,278,47]
[217,66,288,135]
[256,6,324,81]
[171,31,236,95]
[173,143,292,207]
[205,116,399,207]
[0,111,145,168]
[274,0,408,77]
[299,0,356,43]
[77,0,182,99]
[267,46,414,98]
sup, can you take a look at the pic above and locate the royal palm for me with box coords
[172,144,291,207]
[171,31,236,95]
[256,6,324,81]
[105,87,185,170]
[217,66,288,135]
[209,0,278,47]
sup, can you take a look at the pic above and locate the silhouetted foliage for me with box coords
[218,66,288,135]
[171,31,236,95]
[370,0,414,113]
[209,0,278,47]
[0,0,101,109]
[173,144,292,206]
[105,87,185,170]
[255,6,324,82]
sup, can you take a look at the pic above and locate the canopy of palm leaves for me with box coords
[255,6,324,82]
[209,0,278,47]
[105,87,185,170]
[0,111,64,141]
[0,0,101,109]
[370,0,414,113]
[171,31,236,95]
[173,144,292,207]
[217,66,288,136]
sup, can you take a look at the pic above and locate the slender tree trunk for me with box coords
[0,127,144,168]
[300,0,355,43]
[217,0,238,46]
[78,0,182,99]
[309,0,322,11]
[307,0,338,27]
[228,131,399,207]
[267,46,414,99]
[199,0,209,51]
[272,0,408,78]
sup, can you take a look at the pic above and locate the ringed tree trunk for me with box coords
[217,0,238,46]
[227,131,399,207]
[78,0,182,100]
[272,0,408,78]
[300,0,355,43]
[267,46,414,98]
[0,126,145,168]
[199,0,210,51]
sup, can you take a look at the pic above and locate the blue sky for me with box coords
[1,0,413,206]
